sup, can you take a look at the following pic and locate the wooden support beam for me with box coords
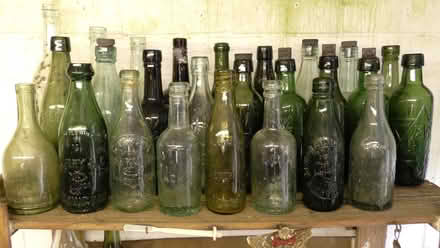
[0,176,11,248]
[356,225,387,248]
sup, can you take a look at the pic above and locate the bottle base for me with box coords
[352,200,392,211]
[62,204,107,214]
[160,206,200,217]
[9,202,58,215]
[113,203,153,213]
[253,204,294,215]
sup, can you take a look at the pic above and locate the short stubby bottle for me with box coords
[110,70,154,212]
[303,77,344,212]
[350,74,396,211]
[3,83,60,215]
[157,82,201,216]
[296,39,319,103]
[254,46,275,98]
[206,71,246,214]
[382,45,400,98]
[58,63,109,213]
[389,54,433,186]
[251,80,297,215]
[212,42,230,97]
[338,41,358,100]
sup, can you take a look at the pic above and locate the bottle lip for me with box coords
[233,54,253,72]
[402,53,424,67]
[382,45,400,56]
[68,63,94,79]
[257,46,273,60]
[88,26,107,40]
[120,69,139,84]
[214,42,230,52]
[143,49,162,64]
[275,59,296,73]
[365,74,385,89]
[173,38,187,48]
[358,57,380,72]
[191,56,209,72]
[263,80,281,91]
[168,82,188,96]
[130,36,146,46]
[318,56,339,69]
[50,36,71,52]
[15,83,35,92]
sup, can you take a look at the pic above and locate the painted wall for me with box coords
[1,0,439,247]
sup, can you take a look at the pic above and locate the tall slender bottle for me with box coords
[350,74,396,211]
[130,36,146,101]
[275,48,306,191]
[92,38,121,133]
[212,43,230,97]
[110,70,154,212]
[59,63,109,213]
[233,53,263,192]
[3,84,60,215]
[172,38,190,83]
[303,77,344,211]
[296,39,319,103]
[189,57,212,192]
[89,26,107,67]
[339,41,358,100]
[207,71,246,214]
[382,45,400,97]
[40,36,71,147]
[157,82,201,216]
[319,44,346,134]
[33,3,58,117]
[389,54,433,186]
[254,46,275,98]
[103,231,123,248]
[251,80,296,215]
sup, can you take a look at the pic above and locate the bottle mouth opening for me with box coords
[15,83,34,92]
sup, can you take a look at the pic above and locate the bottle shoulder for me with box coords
[280,93,306,108]
[158,128,198,145]
[253,128,296,144]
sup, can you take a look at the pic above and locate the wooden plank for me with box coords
[356,225,387,248]
[0,176,11,248]
[9,182,440,231]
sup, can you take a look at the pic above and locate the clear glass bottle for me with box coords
[129,36,146,102]
[103,231,123,248]
[51,230,88,248]
[212,42,230,97]
[110,70,154,213]
[3,83,60,215]
[339,41,358,100]
[206,70,246,214]
[382,45,400,98]
[33,3,58,118]
[233,53,263,193]
[89,26,107,67]
[275,48,306,192]
[189,56,212,192]
[157,82,201,216]
[254,46,275,98]
[303,77,344,212]
[350,74,396,211]
[389,54,433,186]
[92,38,121,134]
[40,36,71,148]
[296,39,319,103]
[59,63,109,213]
[251,80,296,215]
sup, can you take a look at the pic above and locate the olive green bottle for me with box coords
[103,231,123,248]
[211,43,230,97]
[382,45,400,98]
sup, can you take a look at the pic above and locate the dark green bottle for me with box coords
[212,43,230,97]
[389,53,433,186]
[103,231,123,248]
[275,48,306,191]
[254,46,275,98]
[382,45,400,98]
[58,63,109,213]
[233,53,263,193]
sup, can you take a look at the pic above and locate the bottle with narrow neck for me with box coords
[103,231,123,248]
[189,57,212,192]
[350,74,396,211]
[89,26,107,67]
[303,77,344,212]
[206,71,246,214]
[296,39,319,103]
[211,42,230,97]
[172,38,189,83]
[275,48,306,192]
[50,230,87,248]
[251,80,296,214]
[130,36,146,102]
[339,41,358,100]
[254,46,275,98]
[40,36,71,148]
[382,45,400,97]
[389,53,433,186]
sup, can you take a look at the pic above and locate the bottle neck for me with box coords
[263,92,281,129]
[256,60,275,78]
[237,72,252,88]
[130,44,145,73]
[50,52,71,78]
[277,71,296,93]
[215,51,229,71]
[173,48,189,82]
[358,71,376,90]
[17,88,39,129]
[121,84,142,113]
[43,17,56,53]
[402,67,423,86]
[362,86,386,122]
[168,94,189,129]
[103,231,122,248]
[191,70,211,96]
[320,68,338,80]
[143,63,164,102]
[214,84,234,106]
[300,55,318,67]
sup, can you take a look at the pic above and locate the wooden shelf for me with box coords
[9,182,440,231]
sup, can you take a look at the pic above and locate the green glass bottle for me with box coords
[382,45,400,98]
[58,63,109,213]
[275,48,306,191]
[389,54,433,186]
[206,70,246,214]
[212,43,230,97]
[233,53,263,192]
[40,36,71,148]
[3,84,60,215]
[103,231,123,248]
[254,46,275,98]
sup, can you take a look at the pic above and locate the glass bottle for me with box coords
[296,39,319,103]
[51,230,88,248]
[251,80,296,215]
[92,38,121,134]
[254,46,275,98]
[303,77,344,212]
[110,70,154,212]
[382,45,400,98]
[40,36,71,148]
[89,26,107,67]
[129,36,146,102]
[350,74,396,211]
[33,3,58,118]
[172,38,190,83]
[157,82,201,216]
[212,42,230,97]
[206,70,246,214]
[59,63,109,213]
[103,231,123,248]
[3,83,60,215]
[233,53,263,193]
[339,41,358,100]
[189,56,213,192]
[389,53,433,186]
[275,48,306,191]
